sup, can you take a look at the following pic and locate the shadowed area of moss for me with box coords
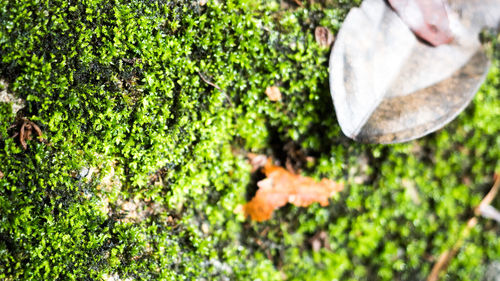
[0,0,499,280]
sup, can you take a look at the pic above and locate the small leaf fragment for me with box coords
[314,26,334,47]
[265,86,282,101]
[243,160,343,222]
[247,153,268,172]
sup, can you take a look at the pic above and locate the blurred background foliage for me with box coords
[0,0,498,280]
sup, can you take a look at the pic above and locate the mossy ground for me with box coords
[0,0,499,280]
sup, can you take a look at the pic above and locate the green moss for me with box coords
[1,0,499,280]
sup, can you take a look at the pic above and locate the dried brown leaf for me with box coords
[265,86,282,101]
[329,0,494,144]
[314,26,334,47]
[243,160,343,222]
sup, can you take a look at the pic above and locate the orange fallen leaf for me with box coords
[243,160,343,222]
[265,86,282,101]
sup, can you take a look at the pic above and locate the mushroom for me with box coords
[329,0,500,143]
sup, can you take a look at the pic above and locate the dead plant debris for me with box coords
[10,118,45,150]
[265,86,282,102]
[247,153,268,172]
[309,231,330,252]
[314,26,334,47]
[243,159,343,222]
[427,174,500,281]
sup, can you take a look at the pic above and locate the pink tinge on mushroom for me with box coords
[388,0,454,46]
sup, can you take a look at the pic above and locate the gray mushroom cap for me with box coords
[329,0,500,143]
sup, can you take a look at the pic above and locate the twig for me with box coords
[478,204,500,223]
[198,71,221,91]
[197,71,233,106]
[292,0,303,7]
[427,174,500,281]
[475,174,500,215]
[20,121,27,150]
[427,217,477,281]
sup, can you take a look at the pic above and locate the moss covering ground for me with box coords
[0,0,499,280]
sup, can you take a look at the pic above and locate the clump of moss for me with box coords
[0,0,499,280]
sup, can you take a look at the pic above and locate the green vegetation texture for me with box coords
[0,0,499,280]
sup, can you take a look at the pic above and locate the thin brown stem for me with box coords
[20,121,27,150]
[427,174,499,281]
[198,71,233,106]
[476,174,500,215]
[198,71,221,91]
[427,217,477,281]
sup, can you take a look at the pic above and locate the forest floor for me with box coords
[0,0,499,280]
